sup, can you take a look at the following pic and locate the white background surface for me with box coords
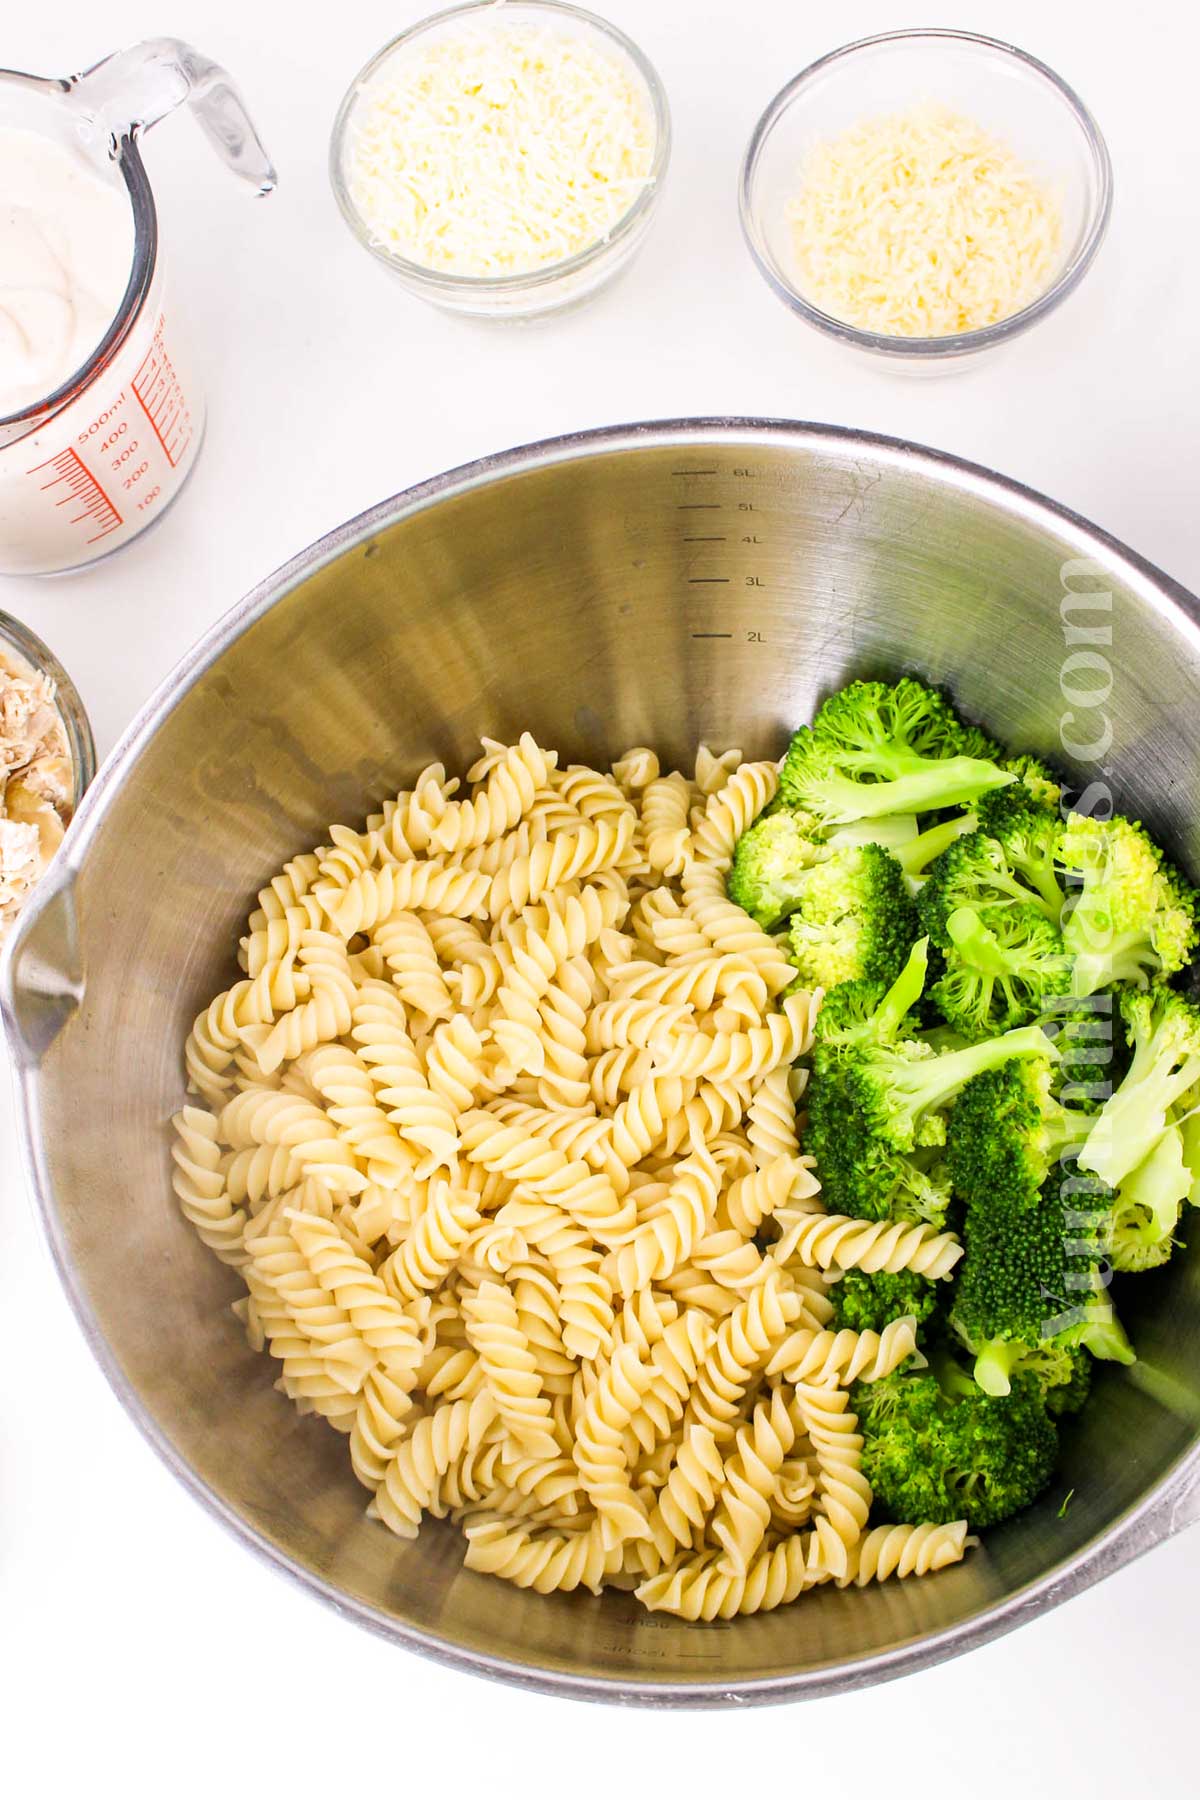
[3,1,1198,1792]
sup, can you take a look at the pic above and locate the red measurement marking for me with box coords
[132,316,191,467]
[26,447,122,543]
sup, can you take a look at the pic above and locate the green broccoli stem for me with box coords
[1078,1312,1136,1365]
[1069,932,1164,998]
[817,758,1015,824]
[1011,853,1066,922]
[1079,1052,1200,1187]
[884,1023,1054,1136]
[972,1339,1025,1397]
[895,813,978,880]
[1179,1109,1200,1208]
[928,1345,980,1401]
[1113,1131,1190,1246]
[945,907,1016,976]
[828,815,920,852]
[869,937,931,1040]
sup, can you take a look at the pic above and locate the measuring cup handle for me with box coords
[70,37,276,195]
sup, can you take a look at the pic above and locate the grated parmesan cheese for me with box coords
[786,103,1063,338]
[345,10,655,278]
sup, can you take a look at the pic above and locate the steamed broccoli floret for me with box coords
[973,779,1068,919]
[1077,989,1200,1190]
[787,842,919,989]
[1039,996,1120,1112]
[808,939,1052,1223]
[811,936,931,1056]
[1060,815,1198,997]
[855,1363,1059,1530]
[949,1167,1133,1396]
[929,904,1071,1038]
[1044,1348,1092,1417]
[999,754,1063,809]
[807,1074,955,1225]
[919,829,1064,936]
[779,678,1015,825]
[827,1268,939,1336]
[952,995,1200,1277]
[1105,1129,1190,1272]
[727,810,826,928]
[947,1057,1089,1214]
[809,941,952,1222]
[834,1020,1054,1161]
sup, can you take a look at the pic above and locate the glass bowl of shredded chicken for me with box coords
[330,0,671,319]
[740,29,1112,366]
[0,613,93,943]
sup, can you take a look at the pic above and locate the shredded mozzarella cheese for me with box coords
[786,103,1063,338]
[346,12,655,278]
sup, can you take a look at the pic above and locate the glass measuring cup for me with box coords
[0,39,275,576]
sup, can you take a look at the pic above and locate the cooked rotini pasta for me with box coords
[773,1207,964,1280]
[172,734,970,1620]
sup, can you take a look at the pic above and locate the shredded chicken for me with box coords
[0,646,74,938]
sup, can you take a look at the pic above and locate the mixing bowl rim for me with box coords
[6,416,1200,1705]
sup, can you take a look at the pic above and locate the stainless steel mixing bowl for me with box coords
[5,420,1200,1704]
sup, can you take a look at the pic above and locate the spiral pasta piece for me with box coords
[830,1520,970,1586]
[486,814,637,917]
[458,1108,630,1238]
[625,1309,717,1456]
[790,1381,870,1579]
[766,1319,919,1387]
[719,1154,803,1236]
[423,1013,488,1115]
[350,982,459,1171]
[171,1106,248,1264]
[650,990,815,1082]
[774,1209,964,1280]
[572,1343,655,1548]
[642,771,692,877]
[372,911,454,1023]
[746,1065,801,1169]
[462,1279,559,1460]
[644,1423,724,1563]
[325,860,491,938]
[381,1182,481,1301]
[689,761,779,867]
[286,1208,426,1379]
[635,1532,823,1620]
[463,1516,622,1595]
[534,963,593,1112]
[256,932,358,1075]
[371,1393,497,1537]
[218,1085,366,1193]
[694,744,743,798]
[683,1274,803,1445]
[612,745,660,793]
[430,734,555,853]
[711,1385,797,1576]
[301,1045,416,1185]
[682,857,795,996]
[498,1198,616,1362]
[610,1151,720,1296]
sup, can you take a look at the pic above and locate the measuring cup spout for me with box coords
[69,38,277,195]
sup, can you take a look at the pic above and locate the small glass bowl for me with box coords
[329,0,671,320]
[740,29,1113,368]
[0,611,95,813]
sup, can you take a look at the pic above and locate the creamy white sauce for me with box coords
[0,126,135,416]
